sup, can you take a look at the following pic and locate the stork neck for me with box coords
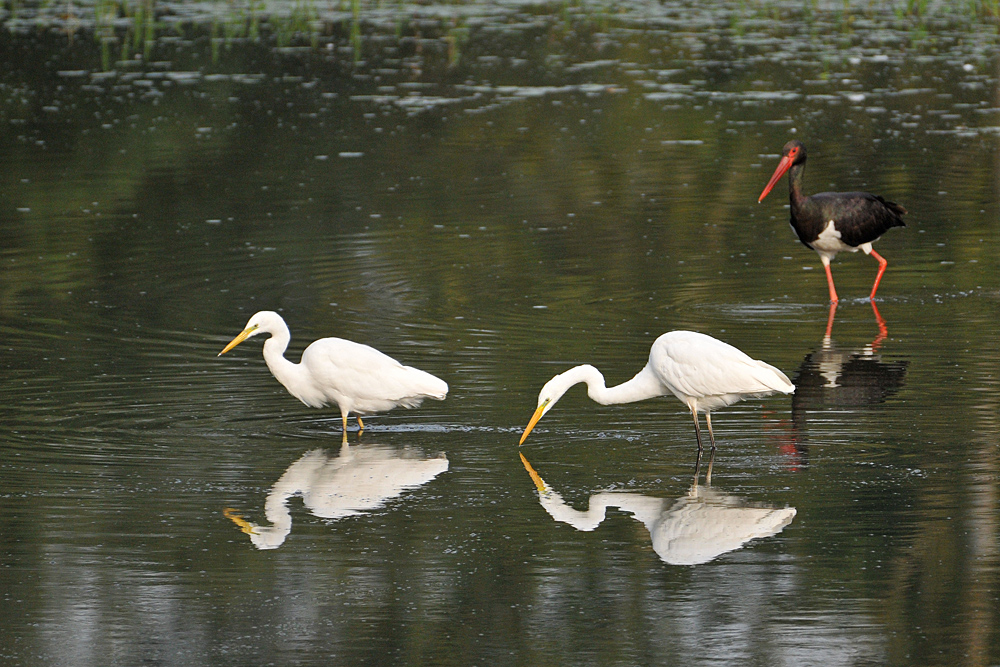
[787,162,807,208]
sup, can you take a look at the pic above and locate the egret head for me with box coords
[218,311,277,356]
[518,368,583,445]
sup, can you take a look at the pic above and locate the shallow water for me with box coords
[2,1,1000,665]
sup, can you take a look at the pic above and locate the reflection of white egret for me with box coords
[218,311,448,431]
[520,454,796,566]
[226,441,448,549]
[519,331,794,450]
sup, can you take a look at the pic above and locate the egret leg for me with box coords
[705,412,717,452]
[357,416,365,432]
[869,249,889,301]
[705,448,716,486]
[820,255,839,304]
[341,414,349,432]
[691,409,705,451]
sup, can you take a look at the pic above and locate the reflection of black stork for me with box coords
[792,302,908,416]
[758,140,906,304]
[777,301,906,467]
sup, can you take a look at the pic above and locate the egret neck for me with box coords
[559,364,665,406]
[258,319,310,403]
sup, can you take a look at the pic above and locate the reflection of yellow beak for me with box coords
[218,324,258,356]
[519,452,548,493]
[518,400,549,445]
[223,507,258,535]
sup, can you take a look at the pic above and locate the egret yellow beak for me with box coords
[223,507,258,535]
[218,324,258,356]
[519,452,548,493]
[518,400,549,445]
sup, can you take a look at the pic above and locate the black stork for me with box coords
[757,140,906,304]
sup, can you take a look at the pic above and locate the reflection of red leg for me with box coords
[824,301,837,340]
[762,414,803,472]
[869,250,888,300]
[822,260,839,304]
[871,300,888,351]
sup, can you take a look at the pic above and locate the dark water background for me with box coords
[2,1,1000,665]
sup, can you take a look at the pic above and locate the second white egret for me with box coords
[519,331,793,450]
[219,311,448,431]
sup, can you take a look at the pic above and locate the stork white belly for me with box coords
[808,220,855,254]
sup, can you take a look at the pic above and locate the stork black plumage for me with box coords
[758,140,906,303]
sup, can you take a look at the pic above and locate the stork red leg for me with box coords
[821,259,839,304]
[869,250,889,301]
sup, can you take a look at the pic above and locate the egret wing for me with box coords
[650,331,792,400]
[302,338,447,412]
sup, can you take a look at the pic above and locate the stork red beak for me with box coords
[758,153,794,203]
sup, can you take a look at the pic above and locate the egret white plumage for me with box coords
[218,311,448,431]
[519,331,794,450]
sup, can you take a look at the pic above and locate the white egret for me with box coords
[519,331,794,450]
[218,311,448,431]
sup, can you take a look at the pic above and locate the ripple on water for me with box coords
[695,302,822,323]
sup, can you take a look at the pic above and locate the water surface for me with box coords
[2,1,1000,665]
